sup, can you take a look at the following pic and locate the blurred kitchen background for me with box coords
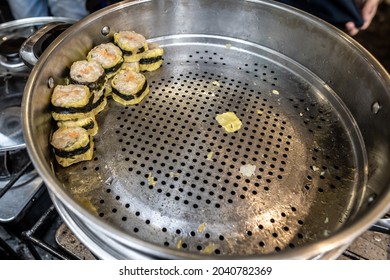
[0,0,388,71]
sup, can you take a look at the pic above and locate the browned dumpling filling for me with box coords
[50,126,94,167]
[110,69,149,105]
[87,42,123,77]
[50,30,163,167]
[114,30,148,62]
[51,84,93,121]
[70,60,106,90]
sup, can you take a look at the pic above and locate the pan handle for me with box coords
[370,217,390,235]
[19,21,74,69]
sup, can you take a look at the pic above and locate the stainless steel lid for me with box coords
[0,17,75,152]
[0,17,75,72]
[0,72,29,152]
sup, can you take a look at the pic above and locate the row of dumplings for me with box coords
[50,31,163,167]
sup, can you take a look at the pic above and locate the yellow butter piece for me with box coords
[212,80,220,87]
[197,223,206,233]
[75,196,97,214]
[215,112,242,132]
[176,239,182,249]
[147,173,157,186]
[201,243,218,254]
[169,172,180,178]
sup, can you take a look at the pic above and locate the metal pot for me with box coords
[21,0,390,259]
[0,17,75,226]
[0,17,74,152]
[0,17,75,152]
[0,17,75,72]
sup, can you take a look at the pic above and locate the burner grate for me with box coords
[0,160,32,199]
[21,205,76,260]
[0,149,43,223]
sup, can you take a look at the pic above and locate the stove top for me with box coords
[0,72,29,152]
[0,165,43,223]
[0,70,44,224]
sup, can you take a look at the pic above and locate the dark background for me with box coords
[353,2,389,71]
[0,0,389,71]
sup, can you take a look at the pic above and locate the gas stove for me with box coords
[0,37,45,228]
[0,146,94,260]
[0,16,94,260]
[0,73,44,226]
[0,59,55,258]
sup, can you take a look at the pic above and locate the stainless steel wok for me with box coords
[21,0,390,259]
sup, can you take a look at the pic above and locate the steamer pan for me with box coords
[22,0,390,259]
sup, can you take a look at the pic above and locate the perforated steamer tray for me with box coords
[54,35,366,257]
